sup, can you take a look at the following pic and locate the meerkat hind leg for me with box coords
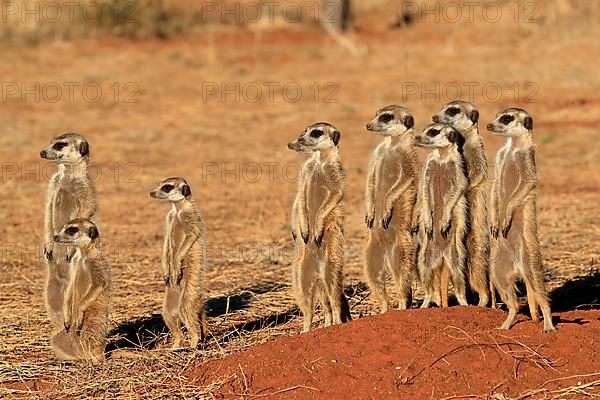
[319,285,334,327]
[523,276,540,323]
[389,233,414,310]
[180,295,204,348]
[440,263,450,308]
[297,250,318,332]
[497,282,519,330]
[163,287,184,349]
[365,236,389,313]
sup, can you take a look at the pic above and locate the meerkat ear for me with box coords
[330,130,341,146]
[446,130,457,143]
[181,184,192,197]
[79,140,89,157]
[404,115,414,129]
[88,226,99,240]
[524,116,533,131]
[470,110,479,123]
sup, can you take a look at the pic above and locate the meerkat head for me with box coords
[414,123,462,150]
[40,133,90,164]
[487,108,533,137]
[287,122,341,153]
[150,177,192,202]
[432,100,479,134]
[365,105,414,136]
[53,218,99,247]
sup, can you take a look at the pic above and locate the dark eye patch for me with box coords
[310,129,323,138]
[500,115,514,125]
[445,107,460,117]
[379,113,394,123]
[427,128,440,137]
[53,142,67,151]
[161,184,175,193]
[66,226,79,236]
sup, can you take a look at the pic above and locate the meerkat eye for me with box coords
[53,142,67,151]
[310,129,323,138]
[445,107,460,117]
[66,227,79,236]
[500,115,514,125]
[427,129,440,137]
[161,184,174,193]
[379,114,394,123]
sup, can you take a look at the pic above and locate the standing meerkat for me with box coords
[51,218,111,364]
[288,122,351,332]
[40,133,97,334]
[486,108,555,333]
[433,100,490,307]
[150,177,208,349]
[363,105,418,312]
[413,123,469,308]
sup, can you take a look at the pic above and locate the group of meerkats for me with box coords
[41,135,207,363]
[288,100,555,335]
[39,99,553,364]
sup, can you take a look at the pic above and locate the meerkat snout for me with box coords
[486,123,494,131]
[366,122,374,130]
[432,115,440,123]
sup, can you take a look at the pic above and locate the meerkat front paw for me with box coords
[440,219,452,240]
[382,207,393,230]
[501,213,513,238]
[43,244,54,262]
[175,268,184,286]
[365,213,374,229]
[314,229,324,247]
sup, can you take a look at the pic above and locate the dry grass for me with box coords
[0,0,599,397]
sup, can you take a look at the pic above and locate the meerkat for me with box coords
[486,108,555,333]
[433,101,491,307]
[40,133,97,334]
[150,177,208,349]
[363,105,418,312]
[413,123,469,308]
[50,218,111,364]
[288,122,352,332]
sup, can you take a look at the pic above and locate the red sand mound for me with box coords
[194,307,600,399]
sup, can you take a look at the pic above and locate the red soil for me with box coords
[195,307,600,399]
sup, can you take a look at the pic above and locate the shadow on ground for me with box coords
[206,281,288,318]
[550,269,600,312]
[106,281,371,350]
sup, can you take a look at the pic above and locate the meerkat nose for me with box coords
[366,122,373,130]
[486,123,494,131]
[432,115,440,122]
[40,150,47,158]
[53,235,59,241]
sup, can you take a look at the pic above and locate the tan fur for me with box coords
[40,133,97,335]
[51,219,110,364]
[434,101,490,307]
[150,177,208,349]
[364,105,418,312]
[487,108,555,333]
[414,123,469,308]
[288,122,351,332]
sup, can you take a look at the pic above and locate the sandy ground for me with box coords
[0,2,599,398]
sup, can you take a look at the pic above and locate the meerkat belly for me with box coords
[72,268,92,305]
[53,186,79,231]
[170,219,185,258]
[500,154,524,243]
[306,172,328,229]
[374,155,402,221]
[430,162,454,249]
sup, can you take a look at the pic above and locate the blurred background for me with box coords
[0,0,599,395]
